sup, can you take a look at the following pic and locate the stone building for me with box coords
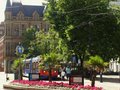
[3,0,48,72]
[109,59,120,72]
[0,22,5,38]
[0,22,5,71]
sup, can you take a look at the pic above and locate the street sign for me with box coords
[16,45,24,54]
[69,75,82,85]
[69,66,84,85]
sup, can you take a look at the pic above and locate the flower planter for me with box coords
[11,80,102,90]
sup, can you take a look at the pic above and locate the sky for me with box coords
[0,0,46,23]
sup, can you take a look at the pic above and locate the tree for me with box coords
[85,55,106,87]
[11,54,27,80]
[22,27,38,56]
[45,0,120,86]
[40,52,61,82]
[34,29,70,81]
[45,0,120,64]
[22,27,70,81]
[33,29,70,61]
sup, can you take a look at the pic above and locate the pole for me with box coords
[6,60,9,81]
[80,55,84,85]
[100,72,103,83]
[16,42,24,80]
[18,53,22,80]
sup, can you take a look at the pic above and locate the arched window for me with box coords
[33,11,39,20]
[17,11,24,20]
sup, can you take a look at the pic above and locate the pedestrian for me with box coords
[61,70,65,80]
[65,66,71,80]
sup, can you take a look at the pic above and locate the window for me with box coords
[14,29,19,36]
[6,24,10,36]
[14,24,19,36]
[0,31,3,35]
[33,62,36,69]
[5,13,11,20]
[6,42,11,56]
[22,24,25,30]
[33,11,39,20]
[34,25,40,31]
[26,63,30,69]
[17,11,24,20]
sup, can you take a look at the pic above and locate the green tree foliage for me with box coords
[45,0,120,61]
[41,52,61,82]
[11,54,27,80]
[85,55,106,87]
[110,5,120,59]
[22,26,70,60]
[22,27,37,56]
[34,29,70,81]
[34,29,70,61]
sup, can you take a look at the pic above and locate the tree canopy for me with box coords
[45,0,120,61]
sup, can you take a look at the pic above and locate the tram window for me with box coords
[33,62,36,69]
[36,62,38,67]
[26,63,30,69]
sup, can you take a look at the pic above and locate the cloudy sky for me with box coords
[0,0,46,23]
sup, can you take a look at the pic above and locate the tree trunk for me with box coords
[20,67,23,80]
[49,66,52,82]
[91,70,97,87]
[19,59,22,80]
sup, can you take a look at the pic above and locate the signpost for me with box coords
[15,43,24,80]
[16,44,24,54]
[69,54,84,85]
[69,75,82,85]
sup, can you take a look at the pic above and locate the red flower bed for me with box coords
[11,80,102,90]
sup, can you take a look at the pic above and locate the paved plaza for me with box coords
[85,75,120,90]
[0,72,14,90]
[0,72,120,90]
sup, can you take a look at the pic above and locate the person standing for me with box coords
[66,66,71,80]
[61,70,65,80]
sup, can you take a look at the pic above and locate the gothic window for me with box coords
[33,11,39,20]
[17,11,24,20]
[5,13,11,20]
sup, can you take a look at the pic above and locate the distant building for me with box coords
[109,59,120,72]
[2,0,48,72]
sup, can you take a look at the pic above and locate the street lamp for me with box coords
[15,42,24,80]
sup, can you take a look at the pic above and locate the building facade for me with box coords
[4,0,48,72]
[0,22,5,71]
[0,22,5,38]
[109,59,120,72]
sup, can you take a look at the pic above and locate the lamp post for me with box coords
[16,42,24,80]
